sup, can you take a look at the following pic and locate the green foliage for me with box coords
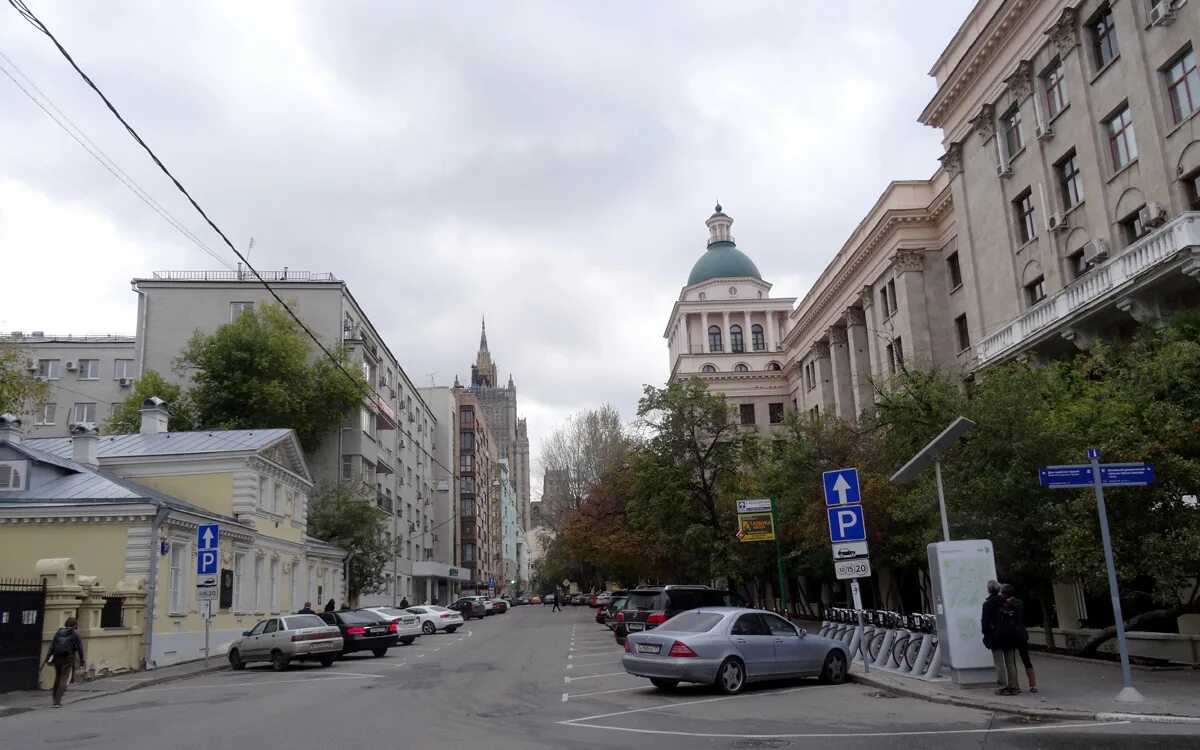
[305,482,396,599]
[0,341,49,418]
[174,303,366,452]
[104,370,197,434]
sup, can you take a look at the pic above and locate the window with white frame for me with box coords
[37,359,60,380]
[233,552,246,612]
[114,359,134,380]
[230,301,254,321]
[73,403,97,425]
[273,481,283,514]
[35,403,56,425]
[77,359,100,380]
[258,475,269,509]
[168,542,187,614]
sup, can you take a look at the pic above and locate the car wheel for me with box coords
[270,650,289,672]
[445,626,458,634]
[820,650,848,685]
[319,654,336,667]
[423,621,436,635]
[228,649,245,671]
[400,636,416,645]
[650,678,679,691]
[372,648,388,658]
[714,657,745,695]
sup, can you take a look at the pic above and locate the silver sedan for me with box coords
[622,607,849,694]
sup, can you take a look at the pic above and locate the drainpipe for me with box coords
[132,282,149,378]
[343,550,355,607]
[143,504,170,670]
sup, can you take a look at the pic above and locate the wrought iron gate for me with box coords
[0,579,46,693]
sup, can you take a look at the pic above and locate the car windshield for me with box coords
[610,598,627,610]
[406,607,427,614]
[340,611,383,625]
[429,606,452,612]
[283,614,326,630]
[662,611,724,633]
[625,592,661,610]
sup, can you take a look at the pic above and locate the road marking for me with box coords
[564,686,648,700]
[559,719,1132,739]
[391,663,408,668]
[141,674,380,691]
[562,692,569,702]
[564,671,630,683]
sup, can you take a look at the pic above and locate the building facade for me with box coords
[1,332,136,437]
[453,386,500,589]
[131,269,438,606]
[499,458,519,589]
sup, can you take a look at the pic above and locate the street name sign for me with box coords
[1039,464,1155,488]
[736,498,772,513]
[827,504,866,543]
[823,468,861,506]
[737,512,775,542]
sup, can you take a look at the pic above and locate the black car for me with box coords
[614,586,748,644]
[595,590,628,624]
[449,598,487,620]
[318,609,399,657]
[492,599,509,614]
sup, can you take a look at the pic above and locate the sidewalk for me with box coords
[0,659,225,717]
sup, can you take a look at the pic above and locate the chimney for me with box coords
[139,396,170,434]
[0,413,22,444]
[70,422,99,467]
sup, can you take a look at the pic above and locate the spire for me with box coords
[479,315,489,353]
[706,203,733,246]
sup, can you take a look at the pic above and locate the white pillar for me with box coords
[722,311,730,353]
[767,311,778,352]
[743,311,751,353]
[701,311,709,353]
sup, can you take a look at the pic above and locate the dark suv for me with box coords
[614,585,747,644]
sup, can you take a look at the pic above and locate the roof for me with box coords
[687,241,762,286]
[25,428,295,460]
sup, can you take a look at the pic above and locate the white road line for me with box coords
[141,675,380,692]
[565,686,648,700]
[564,671,630,682]
[560,720,1132,740]
[562,692,569,702]
[391,662,408,668]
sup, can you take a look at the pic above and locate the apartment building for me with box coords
[131,269,438,606]
[2,332,136,437]
[499,458,519,589]
[453,386,500,589]
[418,385,474,604]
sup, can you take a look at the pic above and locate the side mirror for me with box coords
[242,631,251,637]
[798,629,807,637]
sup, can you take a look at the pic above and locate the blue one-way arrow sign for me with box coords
[197,523,219,551]
[823,468,861,506]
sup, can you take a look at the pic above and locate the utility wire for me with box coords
[7,0,464,497]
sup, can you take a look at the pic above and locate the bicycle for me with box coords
[903,613,939,673]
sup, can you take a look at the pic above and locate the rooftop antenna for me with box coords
[427,373,437,387]
[247,236,254,263]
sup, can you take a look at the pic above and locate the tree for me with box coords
[305,482,396,600]
[539,404,627,527]
[174,303,366,453]
[104,370,197,434]
[0,340,49,418]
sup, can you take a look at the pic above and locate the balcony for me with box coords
[976,213,1200,366]
[376,494,393,513]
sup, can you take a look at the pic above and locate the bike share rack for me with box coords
[818,608,945,682]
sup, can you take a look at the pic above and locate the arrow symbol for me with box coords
[201,528,215,547]
[832,474,852,504]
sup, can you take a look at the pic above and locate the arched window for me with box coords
[752,324,765,351]
[701,364,717,373]
[766,361,782,371]
[734,363,749,372]
[730,325,744,353]
[708,326,723,352]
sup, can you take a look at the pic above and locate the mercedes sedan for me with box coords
[622,608,849,694]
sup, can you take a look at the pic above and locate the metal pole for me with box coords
[203,601,210,667]
[851,579,869,674]
[1090,452,1144,702]
[770,497,788,616]
[934,459,951,542]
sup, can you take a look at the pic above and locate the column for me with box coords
[827,326,855,421]
[845,307,873,417]
[766,311,777,352]
[893,249,931,363]
[860,285,883,383]
[743,311,752,354]
[722,311,730,353]
[701,311,709,353]
[814,341,836,416]
[684,313,693,353]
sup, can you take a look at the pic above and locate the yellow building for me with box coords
[0,400,346,675]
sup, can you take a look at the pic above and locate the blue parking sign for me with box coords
[827,505,866,543]
[197,549,218,575]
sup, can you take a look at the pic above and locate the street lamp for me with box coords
[890,416,975,541]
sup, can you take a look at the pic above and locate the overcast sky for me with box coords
[1,1,970,495]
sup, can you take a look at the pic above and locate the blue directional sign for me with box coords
[827,504,867,544]
[823,468,861,506]
[487,576,496,588]
[197,523,219,551]
[1087,448,1101,459]
[1039,464,1155,489]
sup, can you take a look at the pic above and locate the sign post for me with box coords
[1039,450,1151,703]
[823,468,869,673]
[196,524,219,666]
[735,498,786,615]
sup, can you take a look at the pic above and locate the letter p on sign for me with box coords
[827,505,866,543]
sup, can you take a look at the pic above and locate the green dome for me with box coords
[687,241,762,286]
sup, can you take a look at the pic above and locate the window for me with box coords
[739,403,756,425]
[462,543,475,563]
[768,403,784,424]
[34,403,56,425]
[341,456,353,482]
[1104,104,1137,171]
[233,552,246,612]
[168,543,186,614]
[1164,49,1199,124]
[1025,275,1047,306]
[766,362,782,371]
[1067,249,1088,280]
[459,408,475,427]
[886,337,905,374]
[733,363,749,372]
[1090,5,1119,69]
[1057,150,1083,209]
[100,597,123,628]
[77,359,100,380]
[954,315,971,352]
[708,325,723,352]
[114,359,133,380]
[230,301,254,321]
[1014,190,1037,243]
[462,476,475,494]
[751,324,765,351]
[1121,208,1148,246]
[72,402,97,425]
[461,497,475,516]
[1186,170,1200,211]
[730,325,744,353]
[273,481,283,514]
[886,280,898,316]
[258,476,269,508]
[460,431,475,451]
[701,364,717,373]
[1043,59,1067,118]
[37,359,60,380]
[1001,105,1023,158]
[804,361,816,391]
[895,337,904,367]
[879,286,890,316]
[946,251,963,289]
[361,407,376,439]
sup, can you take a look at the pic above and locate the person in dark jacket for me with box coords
[399,597,410,609]
[980,580,1007,689]
[1000,584,1036,693]
[297,602,316,615]
[992,584,1027,695]
[45,617,85,707]
[323,599,336,612]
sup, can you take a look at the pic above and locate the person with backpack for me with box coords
[991,584,1028,695]
[1002,584,1037,693]
[45,617,85,707]
[980,580,1007,689]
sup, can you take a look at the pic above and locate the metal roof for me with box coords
[25,428,295,460]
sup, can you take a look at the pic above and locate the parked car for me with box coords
[614,585,747,644]
[492,599,509,614]
[358,606,422,644]
[516,595,532,605]
[228,614,342,671]
[531,596,542,605]
[542,593,557,605]
[595,591,625,623]
[622,608,849,694]
[316,610,399,658]
[572,594,586,606]
[405,605,464,634]
[449,598,487,620]
[595,591,613,609]
[455,595,496,615]
[604,596,628,630]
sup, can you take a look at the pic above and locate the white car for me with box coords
[359,607,422,644]
[405,605,465,634]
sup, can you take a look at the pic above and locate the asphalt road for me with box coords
[3,605,1197,749]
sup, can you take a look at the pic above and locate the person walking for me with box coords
[297,602,316,615]
[551,588,562,612]
[399,596,410,609]
[992,584,1027,695]
[323,599,337,612]
[45,617,85,708]
[981,580,1007,690]
[1001,584,1037,693]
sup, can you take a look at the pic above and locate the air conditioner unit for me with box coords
[1035,122,1053,141]
[1048,212,1069,232]
[119,377,133,387]
[1150,1,1177,26]
[1082,238,1109,266]
[996,162,1013,178]
[33,375,47,383]
[1139,201,1168,229]
[64,361,77,371]
[25,359,37,371]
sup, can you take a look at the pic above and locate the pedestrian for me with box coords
[551,587,562,612]
[45,617,85,708]
[297,601,316,615]
[1001,584,1037,693]
[980,580,1008,690]
[323,599,336,612]
[399,596,410,609]
[992,584,1027,695]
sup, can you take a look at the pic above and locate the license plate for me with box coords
[627,623,643,631]
[636,643,661,654]
[370,627,385,635]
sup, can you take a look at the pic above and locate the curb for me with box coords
[0,663,227,718]
[848,672,1200,725]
